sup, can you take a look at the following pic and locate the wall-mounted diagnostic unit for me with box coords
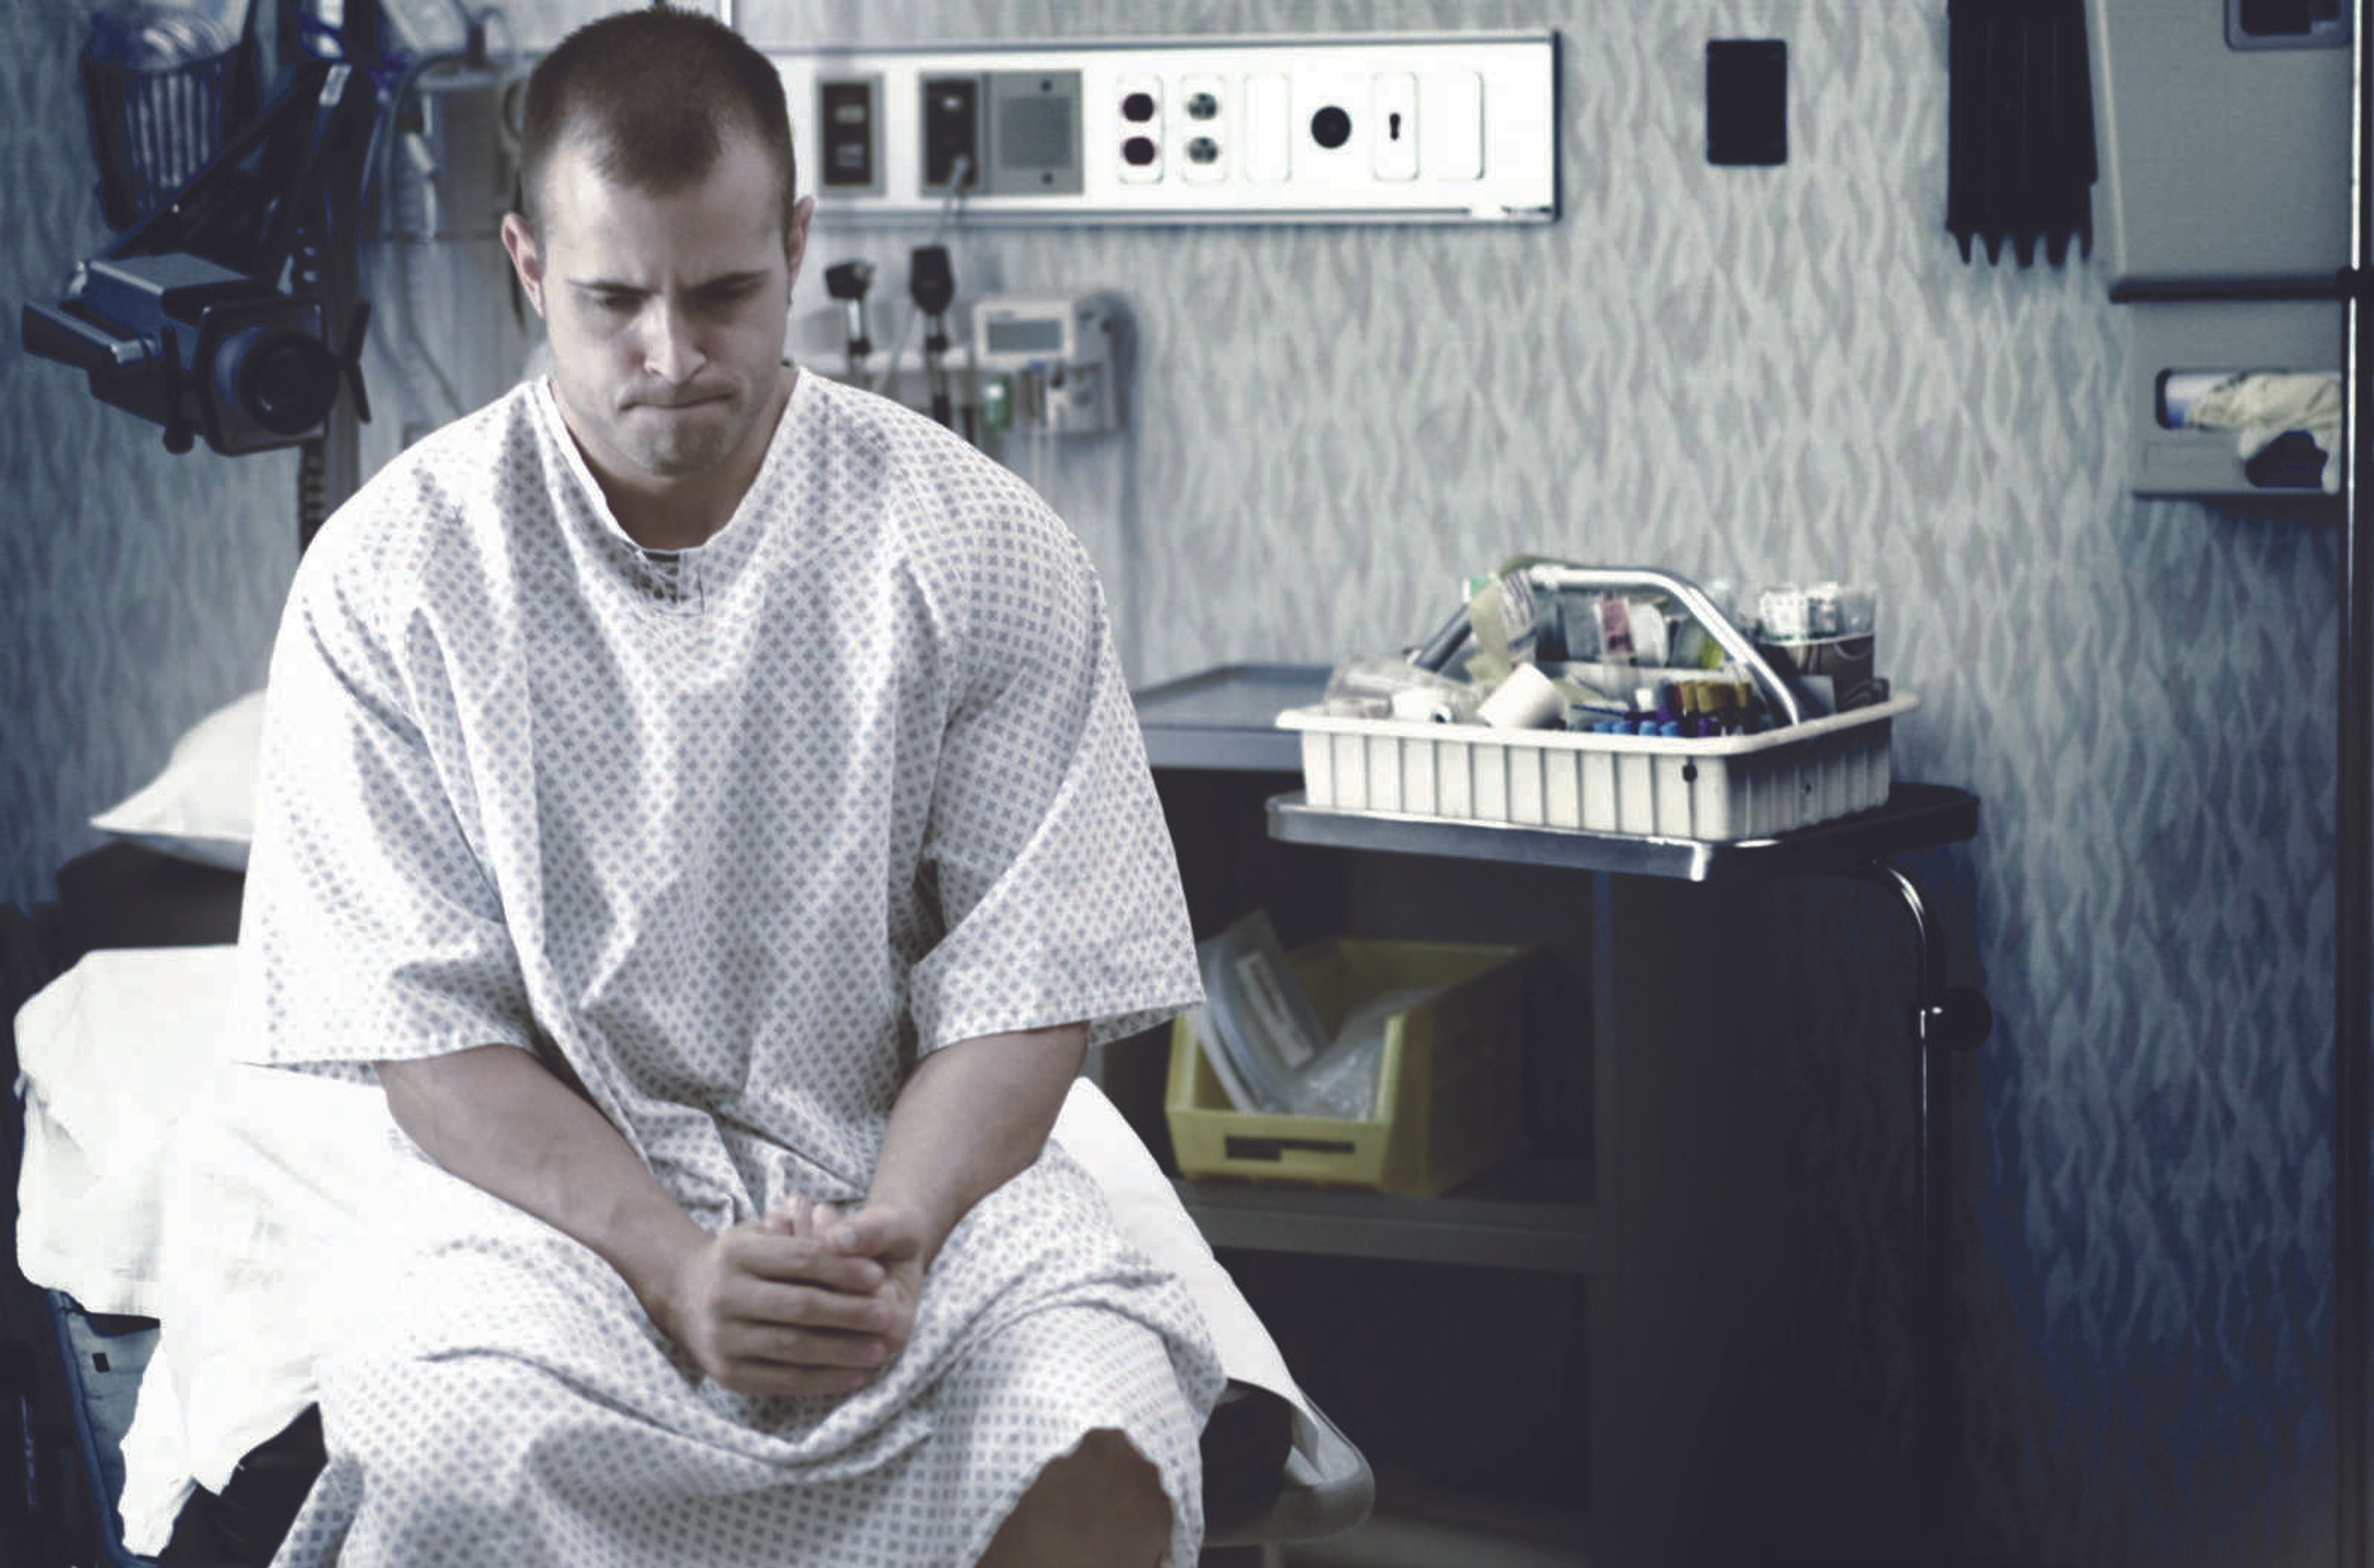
[972,295,1120,435]
[2090,0,2352,499]
[773,32,1558,224]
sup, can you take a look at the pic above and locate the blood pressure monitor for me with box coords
[970,294,1120,434]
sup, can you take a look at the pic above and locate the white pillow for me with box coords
[90,690,265,870]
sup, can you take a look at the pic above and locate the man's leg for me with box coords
[977,1428,1173,1568]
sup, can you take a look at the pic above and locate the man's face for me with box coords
[501,126,814,492]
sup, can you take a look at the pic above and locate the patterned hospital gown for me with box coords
[233,370,1223,1566]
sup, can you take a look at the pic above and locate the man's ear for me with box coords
[782,194,818,290]
[500,212,547,318]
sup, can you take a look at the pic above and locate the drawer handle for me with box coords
[1225,1135,1356,1161]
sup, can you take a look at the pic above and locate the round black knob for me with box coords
[1310,105,1352,149]
[1938,986,1993,1052]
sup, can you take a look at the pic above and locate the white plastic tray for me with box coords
[1278,695,1917,843]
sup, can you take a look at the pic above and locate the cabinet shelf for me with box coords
[1171,1157,1593,1276]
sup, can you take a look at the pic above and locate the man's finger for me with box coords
[717,1358,875,1400]
[723,1278,895,1334]
[730,1232,885,1293]
[722,1321,888,1370]
[828,1207,923,1262]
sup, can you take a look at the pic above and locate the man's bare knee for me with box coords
[979,1427,1172,1568]
[1067,1428,1168,1525]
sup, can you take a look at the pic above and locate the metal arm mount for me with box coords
[1850,858,1990,1568]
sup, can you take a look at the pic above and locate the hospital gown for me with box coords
[232,370,1223,1566]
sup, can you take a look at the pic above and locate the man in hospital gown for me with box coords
[233,11,1220,1565]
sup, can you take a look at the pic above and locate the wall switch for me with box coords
[818,76,880,193]
[1706,39,1787,166]
[921,75,981,190]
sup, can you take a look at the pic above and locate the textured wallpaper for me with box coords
[0,2,2345,1565]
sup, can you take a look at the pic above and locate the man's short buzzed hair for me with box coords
[513,5,799,241]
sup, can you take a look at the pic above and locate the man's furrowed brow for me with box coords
[566,270,770,294]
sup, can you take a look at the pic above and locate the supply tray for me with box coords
[1282,564,1913,844]
[1280,694,1916,843]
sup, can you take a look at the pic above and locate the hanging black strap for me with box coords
[1945,0,2098,267]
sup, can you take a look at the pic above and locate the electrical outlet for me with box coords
[1176,72,1226,184]
[1115,72,1164,184]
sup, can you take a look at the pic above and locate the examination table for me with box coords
[0,839,1369,1567]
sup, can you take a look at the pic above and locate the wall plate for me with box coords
[773,32,1559,225]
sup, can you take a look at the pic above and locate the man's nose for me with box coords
[640,299,706,383]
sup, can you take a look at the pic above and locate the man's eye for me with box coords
[592,293,637,313]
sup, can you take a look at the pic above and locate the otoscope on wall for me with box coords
[824,258,874,384]
[909,244,960,437]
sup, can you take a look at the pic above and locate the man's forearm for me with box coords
[866,1022,1088,1265]
[377,1046,708,1318]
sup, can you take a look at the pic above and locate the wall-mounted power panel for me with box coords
[775,33,1558,225]
[2089,0,2352,293]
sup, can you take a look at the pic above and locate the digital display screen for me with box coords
[986,317,1065,354]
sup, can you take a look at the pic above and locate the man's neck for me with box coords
[576,367,796,553]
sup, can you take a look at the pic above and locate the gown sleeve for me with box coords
[904,506,1202,1055]
[232,512,534,1084]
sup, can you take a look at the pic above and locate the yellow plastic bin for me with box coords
[1166,938,1532,1197]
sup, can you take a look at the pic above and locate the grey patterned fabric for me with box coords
[234,371,1222,1566]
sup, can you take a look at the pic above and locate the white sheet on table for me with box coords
[12,946,236,1317]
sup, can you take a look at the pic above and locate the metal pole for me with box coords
[1860,861,1957,1566]
[2338,0,2373,1561]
